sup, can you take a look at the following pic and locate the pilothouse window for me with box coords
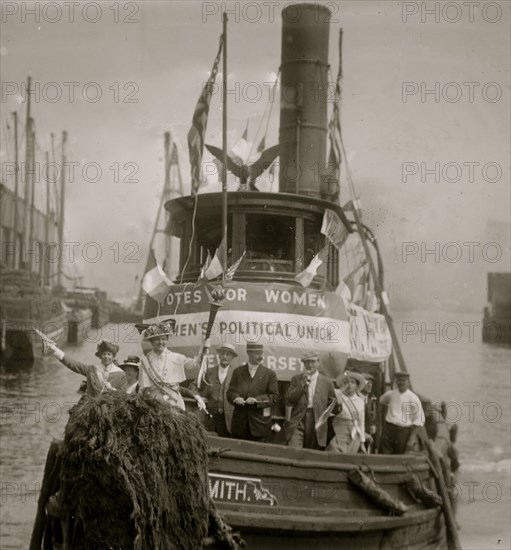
[245,214,295,272]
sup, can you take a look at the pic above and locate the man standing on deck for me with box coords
[282,352,337,450]
[379,371,425,454]
[199,343,238,437]
[227,342,279,442]
[46,339,127,396]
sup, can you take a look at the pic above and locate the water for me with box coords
[0,317,509,549]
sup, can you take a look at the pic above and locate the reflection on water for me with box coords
[0,318,509,549]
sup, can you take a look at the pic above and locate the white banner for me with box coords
[347,303,392,362]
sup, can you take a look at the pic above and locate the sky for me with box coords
[1,1,509,309]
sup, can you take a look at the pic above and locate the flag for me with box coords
[327,29,343,203]
[321,209,349,250]
[142,249,173,303]
[197,250,212,282]
[294,245,329,288]
[315,400,337,431]
[188,36,223,196]
[225,250,246,280]
[204,239,226,280]
[335,279,352,302]
[353,268,370,306]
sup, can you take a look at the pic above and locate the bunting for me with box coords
[188,36,223,195]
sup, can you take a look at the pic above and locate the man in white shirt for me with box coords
[379,371,425,454]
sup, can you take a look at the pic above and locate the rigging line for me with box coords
[2,120,12,163]
[247,69,280,160]
[178,191,200,288]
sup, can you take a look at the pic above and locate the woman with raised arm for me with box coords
[46,339,127,396]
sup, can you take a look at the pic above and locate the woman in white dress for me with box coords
[138,320,207,412]
[327,371,367,454]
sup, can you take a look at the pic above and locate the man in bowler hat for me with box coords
[200,343,238,437]
[283,352,337,449]
[227,342,279,442]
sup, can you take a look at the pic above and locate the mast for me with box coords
[221,12,228,273]
[164,132,171,273]
[22,76,32,270]
[44,151,50,286]
[57,130,67,289]
[29,123,36,277]
[12,111,19,269]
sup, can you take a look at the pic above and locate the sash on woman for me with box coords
[141,355,186,410]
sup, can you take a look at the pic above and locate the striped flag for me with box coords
[188,36,223,196]
[294,245,330,288]
[142,249,173,303]
[225,250,246,280]
[327,29,343,203]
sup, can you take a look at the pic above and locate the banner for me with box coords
[346,303,392,363]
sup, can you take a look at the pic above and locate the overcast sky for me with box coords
[1,1,509,308]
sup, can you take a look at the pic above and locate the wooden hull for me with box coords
[206,435,447,549]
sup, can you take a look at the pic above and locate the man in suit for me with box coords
[200,343,238,437]
[283,352,337,450]
[227,342,279,442]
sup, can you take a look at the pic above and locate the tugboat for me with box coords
[30,4,461,549]
[141,4,460,549]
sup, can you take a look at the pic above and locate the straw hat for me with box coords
[217,344,238,357]
[336,370,367,391]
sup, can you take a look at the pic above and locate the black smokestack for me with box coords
[279,3,331,197]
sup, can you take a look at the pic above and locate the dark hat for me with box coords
[301,352,319,363]
[394,371,410,378]
[120,356,141,370]
[246,342,264,352]
[336,370,367,391]
[95,340,119,358]
[217,344,238,357]
[142,320,176,340]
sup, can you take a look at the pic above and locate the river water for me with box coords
[0,313,509,549]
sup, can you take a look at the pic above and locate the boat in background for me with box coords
[0,267,68,361]
[483,272,511,344]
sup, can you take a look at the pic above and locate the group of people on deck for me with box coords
[46,319,425,455]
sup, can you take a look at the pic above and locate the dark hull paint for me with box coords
[206,435,448,549]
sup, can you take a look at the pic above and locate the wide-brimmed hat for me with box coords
[142,320,176,340]
[246,342,264,352]
[362,373,374,381]
[301,352,319,363]
[120,356,141,370]
[95,340,119,358]
[217,344,238,357]
[336,370,367,392]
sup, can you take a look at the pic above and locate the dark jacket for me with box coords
[282,372,337,447]
[200,365,235,433]
[62,357,127,396]
[227,363,279,439]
